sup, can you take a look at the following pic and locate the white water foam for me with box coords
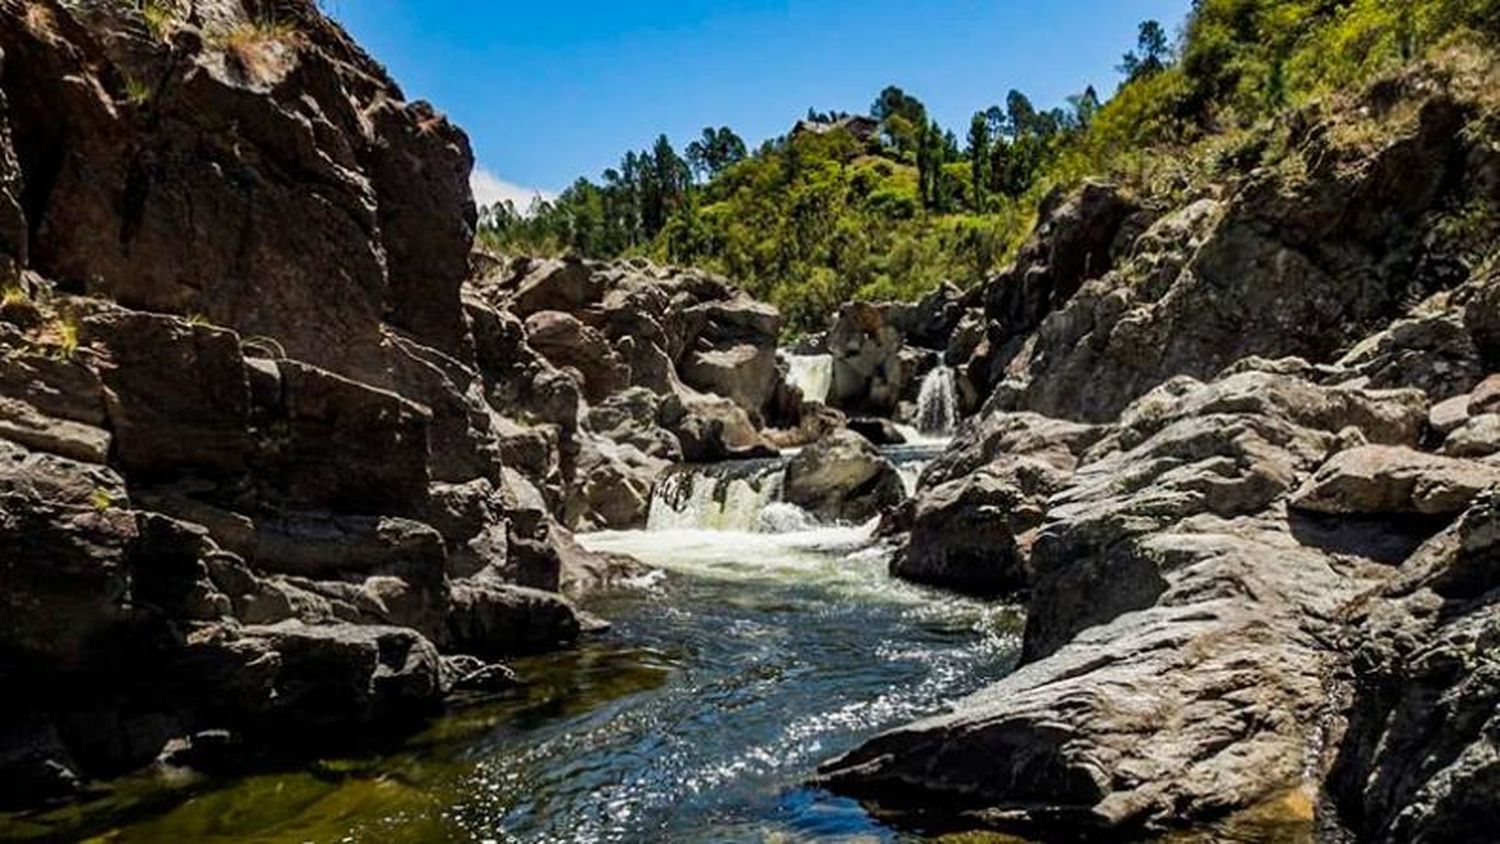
[783,353,833,404]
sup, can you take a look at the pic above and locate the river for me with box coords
[3,442,1028,843]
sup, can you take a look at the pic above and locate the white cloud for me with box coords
[470,166,555,214]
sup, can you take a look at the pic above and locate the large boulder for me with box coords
[890,454,1070,596]
[783,429,905,523]
[676,297,781,421]
[524,310,630,404]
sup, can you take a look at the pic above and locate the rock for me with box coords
[0,0,475,379]
[0,437,126,509]
[982,181,1139,342]
[182,620,445,735]
[828,302,905,414]
[86,309,253,479]
[524,310,630,403]
[1327,492,1500,843]
[822,372,1424,836]
[442,654,519,694]
[847,417,906,446]
[510,258,602,316]
[891,455,1071,596]
[676,297,781,420]
[1429,393,1472,435]
[1443,413,1500,458]
[661,390,777,462]
[994,89,1474,422]
[1331,313,1486,400]
[0,708,81,808]
[1467,373,1500,415]
[888,282,965,351]
[585,387,682,461]
[0,492,138,671]
[564,433,666,531]
[259,361,432,510]
[1291,445,1500,516]
[444,581,581,658]
[783,429,905,523]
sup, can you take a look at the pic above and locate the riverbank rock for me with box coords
[821,371,1434,836]
[0,0,638,803]
[1327,492,1500,843]
[784,429,906,523]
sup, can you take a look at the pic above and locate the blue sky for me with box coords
[325,1,1194,207]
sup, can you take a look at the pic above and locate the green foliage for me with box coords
[477,1,1499,335]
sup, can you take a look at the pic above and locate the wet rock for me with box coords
[783,429,905,523]
[182,620,445,735]
[444,581,581,658]
[847,417,906,446]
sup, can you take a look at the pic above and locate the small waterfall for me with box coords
[784,354,833,404]
[646,460,789,532]
[915,366,957,436]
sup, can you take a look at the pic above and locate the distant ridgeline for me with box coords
[478,0,1500,334]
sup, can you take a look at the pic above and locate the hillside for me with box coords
[479,0,1500,334]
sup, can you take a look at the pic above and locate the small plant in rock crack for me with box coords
[123,74,153,106]
[138,0,176,42]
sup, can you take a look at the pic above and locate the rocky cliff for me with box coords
[0,0,804,806]
[821,44,1500,843]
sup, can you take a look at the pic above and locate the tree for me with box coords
[686,126,747,181]
[872,85,928,158]
[966,111,991,211]
[1005,89,1037,138]
[1067,85,1101,130]
[1119,19,1171,82]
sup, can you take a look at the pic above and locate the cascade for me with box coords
[915,366,957,436]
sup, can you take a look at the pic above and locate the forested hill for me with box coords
[478,0,1500,334]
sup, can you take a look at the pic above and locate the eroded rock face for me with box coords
[0,0,475,377]
[1328,493,1500,843]
[988,82,1485,424]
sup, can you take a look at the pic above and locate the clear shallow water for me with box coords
[1,516,1023,843]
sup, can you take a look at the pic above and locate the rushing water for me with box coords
[3,443,1030,844]
[914,367,957,437]
[784,353,833,404]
